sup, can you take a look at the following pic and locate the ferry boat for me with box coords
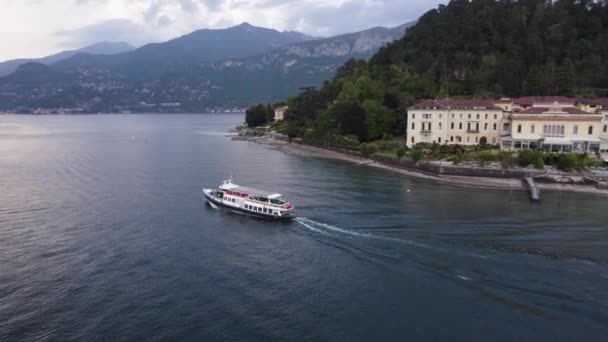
[203,179,295,220]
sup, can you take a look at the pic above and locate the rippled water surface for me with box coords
[1,114,607,341]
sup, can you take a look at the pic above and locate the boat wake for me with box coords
[295,217,430,249]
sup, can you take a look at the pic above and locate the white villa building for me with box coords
[407,99,504,148]
[408,97,607,159]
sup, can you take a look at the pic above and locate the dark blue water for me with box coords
[1,114,607,341]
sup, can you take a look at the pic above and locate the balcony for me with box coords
[466,129,479,133]
[421,129,432,136]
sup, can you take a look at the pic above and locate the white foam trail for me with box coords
[295,217,430,248]
[294,219,329,235]
[456,274,472,281]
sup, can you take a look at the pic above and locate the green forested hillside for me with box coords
[268,0,608,143]
[372,0,608,97]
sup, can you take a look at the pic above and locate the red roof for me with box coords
[513,96,574,106]
[517,107,592,115]
[576,98,608,106]
[410,99,501,110]
[487,98,513,104]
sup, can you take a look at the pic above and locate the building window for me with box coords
[493,123,497,131]
[467,137,470,143]
[485,114,488,119]
[438,137,442,143]
[476,114,480,119]
[588,126,593,135]
[450,136,454,142]
[492,137,497,144]
[439,113,443,119]
[484,123,488,130]
[468,114,471,119]
[494,114,498,120]
[439,123,442,130]
[411,123,415,130]
[604,125,607,133]
[451,122,454,129]
[412,113,415,119]
[459,123,463,130]
[452,113,455,119]
[517,125,522,133]
[460,113,463,119]
[531,125,535,134]
[573,125,578,135]
[543,125,565,137]
[475,137,479,143]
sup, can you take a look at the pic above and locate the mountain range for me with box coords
[0,22,414,113]
[0,41,135,78]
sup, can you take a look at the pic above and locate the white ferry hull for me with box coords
[203,189,295,221]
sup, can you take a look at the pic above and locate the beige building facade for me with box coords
[501,102,602,153]
[406,100,504,148]
[408,97,607,157]
[274,106,288,121]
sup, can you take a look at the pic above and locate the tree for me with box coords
[245,104,267,127]
[362,99,396,141]
[265,104,274,123]
[453,149,463,165]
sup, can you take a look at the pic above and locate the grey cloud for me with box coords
[74,0,107,4]
[200,0,223,11]
[279,0,445,36]
[157,14,174,27]
[179,0,201,12]
[54,19,160,48]
[143,1,164,25]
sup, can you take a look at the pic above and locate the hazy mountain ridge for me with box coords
[0,41,134,78]
[0,22,413,113]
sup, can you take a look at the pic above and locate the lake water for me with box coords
[1,114,607,341]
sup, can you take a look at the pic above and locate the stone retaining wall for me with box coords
[298,141,544,179]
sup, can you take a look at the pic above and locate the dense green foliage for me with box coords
[275,0,608,144]
[245,104,267,127]
[373,0,608,97]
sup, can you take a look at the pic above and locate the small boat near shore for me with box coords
[203,179,295,220]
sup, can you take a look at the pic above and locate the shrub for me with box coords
[476,151,497,166]
[556,153,578,171]
[360,143,378,156]
[453,149,463,165]
[382,133,393,140]
[518,149,541,167]
[534,156,545,170]
[499,151,515,168]
[396,148,406,159]
[411,149,425,162]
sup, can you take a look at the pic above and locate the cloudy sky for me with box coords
[1,0,445,62]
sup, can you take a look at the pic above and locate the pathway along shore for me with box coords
[235,136,608,197]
